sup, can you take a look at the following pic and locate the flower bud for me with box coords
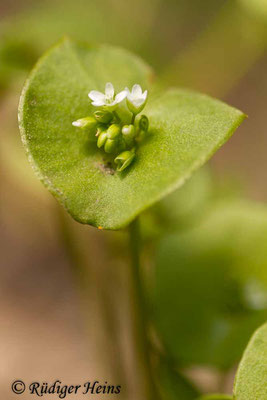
[115,149,135,172]
[72,116,97,131]
[97,131,108,148]
[104,138,118,153]
[96,124,107,137]
[107,124,121,139]
[118,136,127,152]
[94,110,113,124]
[135,114,149,132]
[122,124,136,138]
[122,124,136,147]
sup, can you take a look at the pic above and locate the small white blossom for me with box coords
[125,84,148,114]
[72,116,96,129]
[72,120,83,127]
[88,82,127,110]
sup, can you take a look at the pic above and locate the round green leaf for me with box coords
[19,38,245,229]
[234,322,267,399]
[152,200,267,369]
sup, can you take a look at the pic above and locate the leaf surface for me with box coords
[19,39,245,229]
[234,322,267,399]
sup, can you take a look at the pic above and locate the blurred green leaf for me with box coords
[162,1,267,96]
[0,38,37,91]
[239,0,267,20]
[156,358,200,400]
[152,200,267,369]
[0,0,159,88]
[140,167,244,241]
[19,39,244,229]
[151,168,213,230]
[234,322,267,399]
[197,395,232,400]
[139,168,213,240]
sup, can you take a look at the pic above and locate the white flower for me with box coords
[125,84,148,114]
[88,82,127,110]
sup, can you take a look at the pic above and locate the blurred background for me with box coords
[1,0,267,399]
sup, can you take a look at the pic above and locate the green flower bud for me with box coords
[122,124,136,138]
[72,116,97,132]
[107,124,121,139]
[122,124,136,147]
[135,114,149,132]
[115,149,135,172]
[118,136,127,152]
[96,124,107,137]
[97,131,108,148]
[104,138,118,153]
[94,110,113,124]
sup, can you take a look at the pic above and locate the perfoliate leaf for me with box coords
[234,322,267,399]
[19,38,244,229]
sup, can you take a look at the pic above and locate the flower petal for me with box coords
[72,120,82,127]
[89,90,105,102]
[124,87,130,96]
[92,99,106,106]
[105,82,114,99]
[142,90,148,100]
[115,90,127,104]
[132,84,142,97]
[132,98,145,107]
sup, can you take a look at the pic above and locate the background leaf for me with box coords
[239,0,267,20]
[196,395,232,400]
[152,200,267,369]
[234,322,267,399]
[0,0,159,89]
[19,38,244,229]
[155,358,200,400]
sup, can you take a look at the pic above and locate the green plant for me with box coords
[19,38,251,399]
[72,82,149,172]
[18,38,245,229]
[234,322,267,399]
[153,200,267,370]
[195,321,267,399]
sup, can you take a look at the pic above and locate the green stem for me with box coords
[128,218,158,400]
[113,110,121,123]
[131,113,136,124]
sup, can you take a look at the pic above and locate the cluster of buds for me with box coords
[72,83,149,172]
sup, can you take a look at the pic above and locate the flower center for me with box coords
[105,94,114,104]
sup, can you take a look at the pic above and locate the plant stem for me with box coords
[113,110,121,123]
[131,113,136,124]
[128,218,158,400]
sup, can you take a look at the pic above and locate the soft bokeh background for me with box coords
[1,0,267,399]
